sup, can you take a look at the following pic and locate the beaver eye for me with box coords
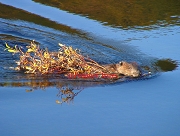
[119,61,123,66]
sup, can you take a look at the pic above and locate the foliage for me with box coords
[4,41,119,79]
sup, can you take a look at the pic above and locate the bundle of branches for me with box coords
[4,41,119,79]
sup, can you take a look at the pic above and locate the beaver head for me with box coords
[116,61,140,77]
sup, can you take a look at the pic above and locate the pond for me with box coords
[0,0,180,136]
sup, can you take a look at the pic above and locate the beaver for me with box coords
[102,61,140,77]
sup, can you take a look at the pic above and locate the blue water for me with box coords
[0,0,180,136]
[1,71,180,136]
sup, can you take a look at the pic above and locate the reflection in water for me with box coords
[0,3,82,35]
[56,87,83,104]
[0,79,109,104]
[0,70,156,104]
[33,0,180,29]
[155,59,178,72]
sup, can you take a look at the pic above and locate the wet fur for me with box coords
[103,61,140,77]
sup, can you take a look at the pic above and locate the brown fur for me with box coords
[103,61,140,77]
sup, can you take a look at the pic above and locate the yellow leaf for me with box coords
[27,48,34,53]
[5,42,11,49]
[25,66,33,71]
[7,49,18,53]
[4,43,19,53]
[43,51,50,58]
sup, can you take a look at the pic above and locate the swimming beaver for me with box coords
[103,61,140,77]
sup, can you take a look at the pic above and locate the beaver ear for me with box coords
[119,61,123,66]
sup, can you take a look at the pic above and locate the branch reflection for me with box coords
[56,87,83,104]
[0,78,110,104]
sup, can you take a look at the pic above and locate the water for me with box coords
[0,1,180,136]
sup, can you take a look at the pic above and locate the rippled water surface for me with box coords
[0,1,180,136]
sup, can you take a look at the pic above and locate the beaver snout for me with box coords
[131,70,141,77]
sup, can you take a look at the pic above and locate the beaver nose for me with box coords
[132,70,141,77]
